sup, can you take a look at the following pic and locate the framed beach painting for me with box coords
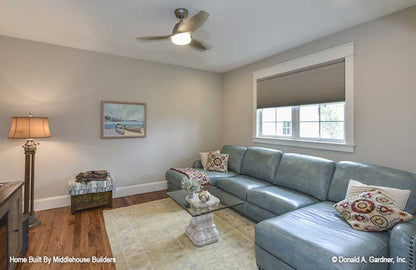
[101,101,146,138]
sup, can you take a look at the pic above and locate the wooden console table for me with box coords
[0,181,27,270]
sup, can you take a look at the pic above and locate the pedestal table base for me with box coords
[185,212,219,247]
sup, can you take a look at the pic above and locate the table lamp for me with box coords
[8,113,51,229]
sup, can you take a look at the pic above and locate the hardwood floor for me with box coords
[17,190,168,270]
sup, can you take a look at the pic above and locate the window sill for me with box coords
[252,137,355,153]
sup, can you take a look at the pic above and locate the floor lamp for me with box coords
[8,113,51,230]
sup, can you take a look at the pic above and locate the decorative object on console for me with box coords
[199,150,220,170]
[8,113,51,230]
[101,101,146,139]
[187,191,219,208]
[205,152,229,172]
[69,173,114,214]
[171,168,211,197]
[334,190,413,232]
[76,170,108,182]
[346,179,411,210]
[198,190,210,203]
[181,179,201,198]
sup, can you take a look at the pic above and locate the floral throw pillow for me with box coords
[206,152,229,173]
[333,190,413,232]
[199,150,220,171]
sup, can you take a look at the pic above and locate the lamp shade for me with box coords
[8,116,51,139]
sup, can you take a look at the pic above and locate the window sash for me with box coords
[258,102,346,142]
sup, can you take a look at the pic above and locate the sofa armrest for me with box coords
[390,218,416,270]
[192,160,203,169]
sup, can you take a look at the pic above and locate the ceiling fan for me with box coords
[137,8,210,51]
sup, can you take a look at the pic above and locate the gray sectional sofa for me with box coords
[165,145,416,270]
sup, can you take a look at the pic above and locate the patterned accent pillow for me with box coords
[199,150,220,171]
[206,152,229,173]
[334,190,413,232]
[346,179,411,210]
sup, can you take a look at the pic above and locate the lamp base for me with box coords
[28,211,41,230]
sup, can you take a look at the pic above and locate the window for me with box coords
[258,102,345,141]
[253,43,354,152]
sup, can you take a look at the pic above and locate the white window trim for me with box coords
[252,42,355,153]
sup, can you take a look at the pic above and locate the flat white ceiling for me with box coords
[1,0,415,72]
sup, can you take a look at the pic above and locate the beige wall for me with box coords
[1,5,416,202]
[0,36,223,199]
[222,6,416,173]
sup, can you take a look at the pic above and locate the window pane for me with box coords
[299,102,345,140]
[300,104,319,121]
[320,103,344,121]
[300,122,319,138]
[259,106,292,137]
[276,122,292,136]
[300,104,319,138]
[276,107,292,121]
[321,122,344,139]
[262,108,276,122]
[262,123,275,136]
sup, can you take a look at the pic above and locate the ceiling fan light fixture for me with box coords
[171,32,191,45]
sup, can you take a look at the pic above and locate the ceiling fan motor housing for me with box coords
[175,8,189,19]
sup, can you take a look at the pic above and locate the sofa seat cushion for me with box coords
[256,201,390,270]
[202,170,239,185]
[165,169,238,188]
[247,186,319,216]
[216,175,272,200]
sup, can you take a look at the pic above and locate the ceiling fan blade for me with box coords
[136,35,171,41]
[178,10,209,33]
[188,39,208,51]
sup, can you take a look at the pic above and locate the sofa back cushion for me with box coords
[241,147,283,182]
[221,145,247,173]
[274,153,335,200]
[328,161,416,214]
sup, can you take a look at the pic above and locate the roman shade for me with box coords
[257,59,345,109]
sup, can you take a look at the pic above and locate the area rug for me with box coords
[103,198,256,270]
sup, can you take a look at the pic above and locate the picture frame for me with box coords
[101,101,146,139]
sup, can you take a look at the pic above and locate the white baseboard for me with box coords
[34,195,70,211]
[114,180,167,198]
[34,180,167,211]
